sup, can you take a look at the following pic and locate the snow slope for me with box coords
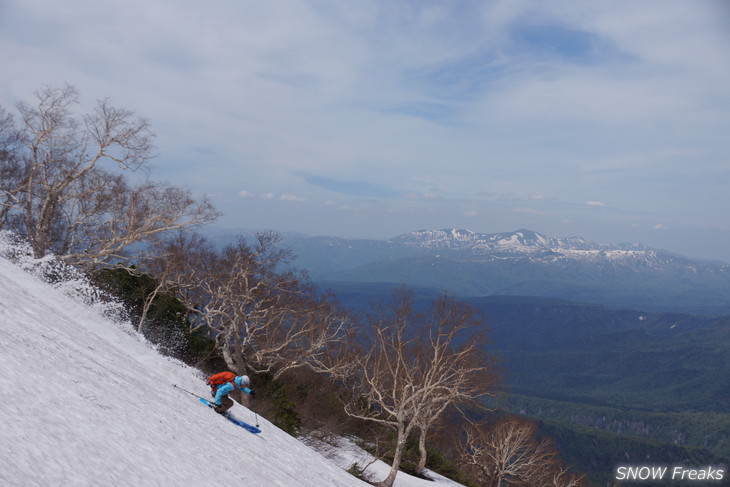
[0,248,464,487]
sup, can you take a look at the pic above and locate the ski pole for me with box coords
[173,383,206,401]
[247,392,260,427]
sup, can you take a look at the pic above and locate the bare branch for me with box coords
[460,416,589,487]
[158,234,353,380]
[339,290,498,487]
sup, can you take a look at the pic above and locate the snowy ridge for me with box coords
[393,228,635,252]
[0,240,463,487]
[389,228,664,264]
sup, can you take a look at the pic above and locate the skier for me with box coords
[208,371,254,414]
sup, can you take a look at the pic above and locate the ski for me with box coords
[198,398,261,434]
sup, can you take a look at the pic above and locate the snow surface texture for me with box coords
[303,436,463,487]
[0,238,463,487]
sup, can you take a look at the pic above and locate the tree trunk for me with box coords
[380,424,408,487]
[220,323,248,375]
[137,280,164,333]
[415,427,428,476]
[221,334,243,374]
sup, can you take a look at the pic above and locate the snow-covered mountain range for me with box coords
[237,228,730,314]
[393,228,596,250]
[390,228,656,262]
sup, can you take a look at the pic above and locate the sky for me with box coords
[1,0,729,262]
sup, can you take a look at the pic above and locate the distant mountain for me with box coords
[391,228,649,255]
[207,228,730,314]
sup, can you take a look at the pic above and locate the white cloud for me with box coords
[513,208,546,215]
[237,190,254,198]
[585,201,607,207]
[280,194,307,202]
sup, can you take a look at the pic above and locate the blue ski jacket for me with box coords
[213,376,252,405]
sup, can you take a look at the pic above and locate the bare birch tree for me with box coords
[172,232,352,379]
[413,295,500,476]
[0,106,22,225]
[0,84,218,267]
[341,290,497,487]
[122,231,213,333]
[460,416,587,487]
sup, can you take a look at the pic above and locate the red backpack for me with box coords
[208,371,236,394]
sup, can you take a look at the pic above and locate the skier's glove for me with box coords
[249,390,256,400]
